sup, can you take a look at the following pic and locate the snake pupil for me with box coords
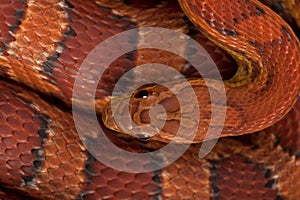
[135,90,149,99]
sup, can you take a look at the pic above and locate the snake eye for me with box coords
[134,90,149,99]
[136,133,151,140]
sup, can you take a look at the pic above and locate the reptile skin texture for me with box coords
[0,0,299,199]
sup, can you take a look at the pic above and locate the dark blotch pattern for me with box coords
[222,29,238,37]
[209,155,279,198]
[0,84,45,189]
[249,40,257,47]
[281,25,292,42]
[48,0,138,100]
[233,18,238,24]
[0,0,27,53]
[18,109,50,187]
[79,130,162,199]
[265,178,276,188]
[255,5,266,16]
[275,195,285,200]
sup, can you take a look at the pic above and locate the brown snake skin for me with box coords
[0,0,299,199]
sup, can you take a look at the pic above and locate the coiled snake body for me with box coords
[0,0,299,199]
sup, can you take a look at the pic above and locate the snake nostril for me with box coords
[134,90,149,99]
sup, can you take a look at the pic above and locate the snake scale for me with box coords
[0,0,299,199]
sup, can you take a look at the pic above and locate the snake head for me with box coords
[101,80,212,143]
[102,84,179,142]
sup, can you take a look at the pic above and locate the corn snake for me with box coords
[0,0,299,199]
